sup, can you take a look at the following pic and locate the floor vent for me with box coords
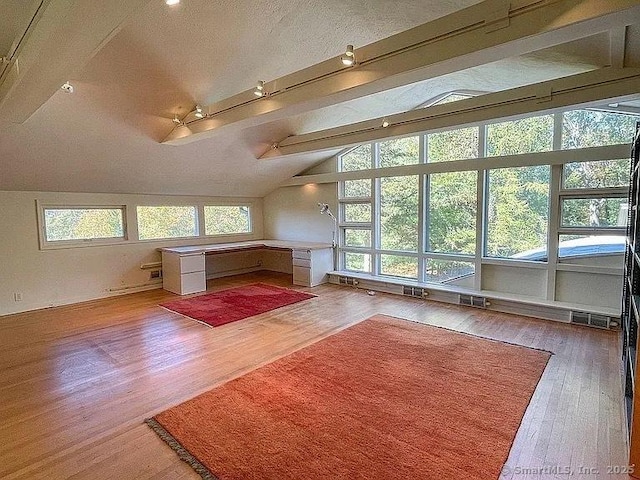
[339,276,358,286]
[402,286,427,298]
[570,310,611,329]
[459,294,488,308]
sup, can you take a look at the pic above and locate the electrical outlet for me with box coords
[13,292,22,302]
[150,270,162,279]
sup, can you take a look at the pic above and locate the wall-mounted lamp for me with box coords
[254,80,266,97]
[341,45,356,66]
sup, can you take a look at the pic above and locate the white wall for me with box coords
[264,183,338,243]
[0,190,263,316]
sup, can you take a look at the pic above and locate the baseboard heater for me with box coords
[459,294,489,308]
[570,310,612,329]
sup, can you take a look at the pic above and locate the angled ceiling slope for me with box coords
[163,0,640,146]
[0,0,151,125]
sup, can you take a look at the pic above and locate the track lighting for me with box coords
[341,45,355,66]
[382,118,389,128]
[60,81,74,94]
[194,105,204,118]
[172,114,182,124]
[254,81,266,97]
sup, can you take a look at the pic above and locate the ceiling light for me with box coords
[172,114,182,124]
[254,81,265,97]
[341,45,355,66]
[165,0,180,5]
[382,118,389,128]
[194,105,204,118]
[60,81,74,94]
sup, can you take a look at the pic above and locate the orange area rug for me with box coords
[146,314,551,479]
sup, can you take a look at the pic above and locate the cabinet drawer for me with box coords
[292,266,311,286]
[180,271,206,294]
[292,249,312,260]
[180,254,205,274]
[293,258,311,268]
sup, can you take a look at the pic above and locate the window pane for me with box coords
[344,252,371,273]
[344,229,371,248]
[44,208,124,242]
[430,93,474,106]
[561,197,627,228]
[378,136,419,168]
[204,206,250,235]
[340,144,372,171]
[380,254,418,279]
[562,110,640,149]
[427,127,478,162]
[428,171,477,254]
[562,159,630,189]
[558,234,625,258]
[137,206,198,240]
[380,176,419,251]
[425,259,475,284]
[486,166,550,260]
[487,115,554,156]
[343,203,371,223]
[343,179,371,198]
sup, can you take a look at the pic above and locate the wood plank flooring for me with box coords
[0,272,630,479]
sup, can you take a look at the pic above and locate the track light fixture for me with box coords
[172,114,182,125]
[194,105,204,118]
[382,118,389,128]
[254,80,266,97]
[341,45,356,66]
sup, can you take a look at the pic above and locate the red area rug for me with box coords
[159,283,315,328]
[146,314,551,480]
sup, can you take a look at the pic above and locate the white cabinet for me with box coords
[292,248,333,287]
[162,251,206,295]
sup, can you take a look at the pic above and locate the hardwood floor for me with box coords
[0,272,629,479]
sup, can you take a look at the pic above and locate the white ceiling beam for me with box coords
[0,0,152,124]
[609,26,628,68]
[163,0,640,146]
[280,144,631,186]
[266,66,640,158]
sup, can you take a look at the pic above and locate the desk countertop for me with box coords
[160,239,333,255]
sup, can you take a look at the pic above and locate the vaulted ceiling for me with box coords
[1,0,639,197]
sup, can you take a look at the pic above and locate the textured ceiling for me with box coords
[0,0,637,197]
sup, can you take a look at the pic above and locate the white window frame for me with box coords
[37,202,128,250]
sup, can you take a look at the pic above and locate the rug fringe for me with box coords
[145,418,218,480]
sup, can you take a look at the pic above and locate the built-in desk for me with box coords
[160,240,334,295]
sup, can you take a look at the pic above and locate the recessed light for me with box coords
[60,81,74,94]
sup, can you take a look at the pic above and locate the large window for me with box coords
[204,206,251,235]
[486,166,550,260]
[336,102,633,287]
[137,206,198,240]
[380,176,419,251]
[427,127,478,162]
[41,207,125,245]
[562,110,640,149]
[427,171,477,254]
[378,137,419,168]
[486,115,554,156]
